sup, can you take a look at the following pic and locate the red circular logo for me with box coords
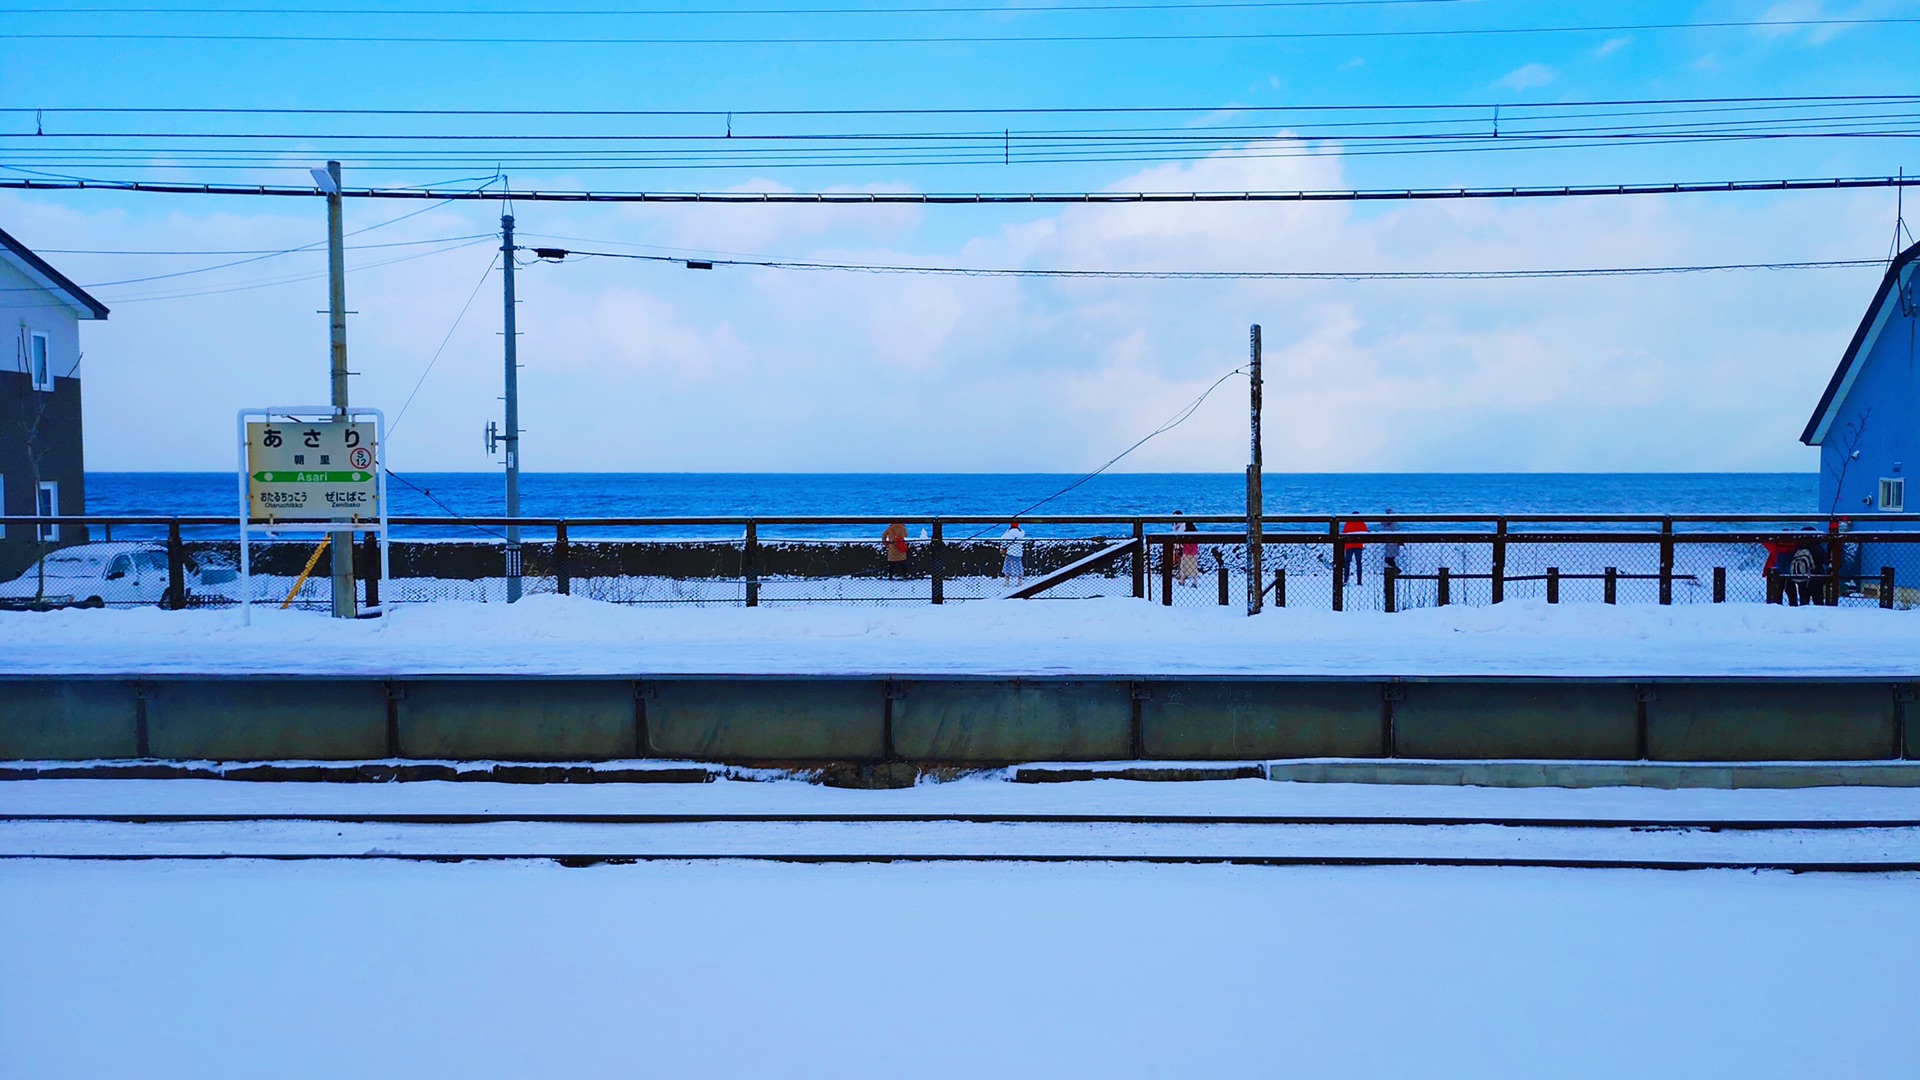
[350,447,373,470]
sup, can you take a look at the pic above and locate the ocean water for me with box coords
[87,471,1815,523]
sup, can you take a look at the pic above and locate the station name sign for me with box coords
[245,418,379,523]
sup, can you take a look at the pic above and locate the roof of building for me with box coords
[1801,238,1920,445]
[0,224,110,321]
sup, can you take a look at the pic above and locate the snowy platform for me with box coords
[1,593,1917,678]
[6,597,1913,766]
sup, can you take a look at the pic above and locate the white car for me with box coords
[0,542,200,608]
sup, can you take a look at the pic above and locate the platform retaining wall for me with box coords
[0,676,1912,764]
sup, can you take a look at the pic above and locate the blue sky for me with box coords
[5,1,1920,472]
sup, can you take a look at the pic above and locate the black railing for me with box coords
[2,513,1916,612]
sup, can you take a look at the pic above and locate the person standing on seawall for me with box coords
[1001,520,1027,587]
[1341,515,1369,585]
[1178,517,1201,587]
[1379,509,1402,576]
[882,521,910,579]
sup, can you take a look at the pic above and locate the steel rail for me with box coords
[5,852,1913,871]
[11,812,1918,829]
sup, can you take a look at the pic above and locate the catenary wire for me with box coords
[34,235,492,256]
[969,366,1246,538]
[389,251,499,435]
[9,172,1920,203]
[8,16,1920,44]
[0,0,1479,14]
[14,94,1920,121]
[16,133,1920,177]
[533,249,1890,280]
[22,103,1920,142]
[96,236,494,303]
[0,176,499,293]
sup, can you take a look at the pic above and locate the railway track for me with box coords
[10,852,1917,871]
[5,812,1919,828]
[5,812,1917,870]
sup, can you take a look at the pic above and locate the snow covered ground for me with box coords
[2,592,1917,677]
[8,775,1919,819]
[2,777,1917,1078]
[1,860,1912,1080]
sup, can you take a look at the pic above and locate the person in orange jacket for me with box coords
[881,522,910,579]
[1341,516,1368,585]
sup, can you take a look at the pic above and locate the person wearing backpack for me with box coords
[1786,530,1828,606]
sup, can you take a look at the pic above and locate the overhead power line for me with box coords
[532,248,1891,280]
[7,16,1917,45]
[96,236,495,303]
[0,0,1473,13]
[7,173,1920,204]
[35,235,491,256]
[979,366,1248,537]
[15,94,1920,118]
[10,96,1917,176]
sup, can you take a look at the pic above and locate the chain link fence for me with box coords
[3,514,1917,612]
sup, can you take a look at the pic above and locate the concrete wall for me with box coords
[646,679,884,761]
[0,676,1912,765]
[0,680,135,759]
[1393,682,1641,759]
[1141,681,1381,759]
[146,680,387,760]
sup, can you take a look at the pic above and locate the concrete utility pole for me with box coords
[501,212,522,602]
[324,160,356,619]
[1246,324,1264,616]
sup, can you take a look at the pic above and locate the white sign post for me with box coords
[237,407,390,625]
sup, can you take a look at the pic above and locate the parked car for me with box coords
[0,542,199,608]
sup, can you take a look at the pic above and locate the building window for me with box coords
[28,332,52,391]
[36,481,57,542]
[0,473,6,540]
[1881,477,1907,513]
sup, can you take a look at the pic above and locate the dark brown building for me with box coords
[2,225,109,579]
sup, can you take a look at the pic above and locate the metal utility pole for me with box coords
[1246,324,1264,616]
[324,160,356,619]
[501,213,522,602]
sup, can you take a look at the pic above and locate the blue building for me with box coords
[1801,240,1920,598]
[1802,241,1920,517]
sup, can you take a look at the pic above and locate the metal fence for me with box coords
[3,513,1917,612]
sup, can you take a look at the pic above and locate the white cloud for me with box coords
[1497,63,1557,92]
[1754,0,1876,46]
[1596,36,1633,57]
[2,141,1891,474]
[1756,0,1827,40]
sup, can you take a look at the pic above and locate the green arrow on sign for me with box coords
[253,471,371,483]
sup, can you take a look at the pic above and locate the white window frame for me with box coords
[36,480,58,542]
[1880,477,1907,513]
[28,331,53,392]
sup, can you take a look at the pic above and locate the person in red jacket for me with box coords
[1341,516,1368,585]
[1761,535,1799,603]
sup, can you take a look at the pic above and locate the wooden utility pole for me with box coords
[1246,323,1263,616]
[324,160,356,619]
